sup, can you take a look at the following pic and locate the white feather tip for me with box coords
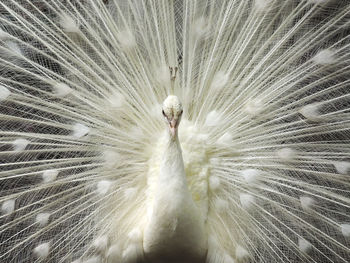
[241,169,260,184]
[33,242,51,259]
[35,212,51,226]
[6,41,22,56]
[0,29,8,40]
[12,138,30,151]
[53,82,72,97]
[236,245,250,260]
[72,123,90,138]
[108,92,125,108]
[42,169,58,183]
[60,13,80,33]
[193,17,209,38]
[276,147,297,162]
[313,49,336,65]
[211,71,229,90]
[2,199,15,214]
[244,98,264,116]
[240,193,255,209]
[217,132,233,145]
[103,150,120,168]
[117,29,136,49]
[298,238,312,253]
[340,224,350,237]
[299,103,321,121]
[0,85,11,101]
[333,161,350,174]
[96,180,112,195]
[300,196,315,211]
[205,110,221,126]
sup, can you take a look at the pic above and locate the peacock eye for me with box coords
[162,110,166,116]
[180,110,183,115]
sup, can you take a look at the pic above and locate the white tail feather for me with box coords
[0,1,349,263]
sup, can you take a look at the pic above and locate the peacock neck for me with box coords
[158,133,187,187]
[144,130,208,262]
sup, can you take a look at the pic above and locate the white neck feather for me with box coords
[143,130,207,262]
[158,133,188,188]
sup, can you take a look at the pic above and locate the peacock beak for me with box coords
[169,119,177,137]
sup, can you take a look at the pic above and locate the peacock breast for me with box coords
[143,189,207,263]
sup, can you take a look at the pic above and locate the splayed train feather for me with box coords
[0,0,349,262]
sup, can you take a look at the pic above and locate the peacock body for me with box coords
[0,0,350,262]
[143,96,207,263]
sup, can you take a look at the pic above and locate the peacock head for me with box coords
[162,95,183,138]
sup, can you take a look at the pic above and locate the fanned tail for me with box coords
[0,1,349,263]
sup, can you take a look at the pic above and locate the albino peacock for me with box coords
[0,0,350,262]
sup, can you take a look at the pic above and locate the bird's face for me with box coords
[162,95,183,138]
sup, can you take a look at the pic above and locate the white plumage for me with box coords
[0,0,349,263]
[142,96,207,263]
